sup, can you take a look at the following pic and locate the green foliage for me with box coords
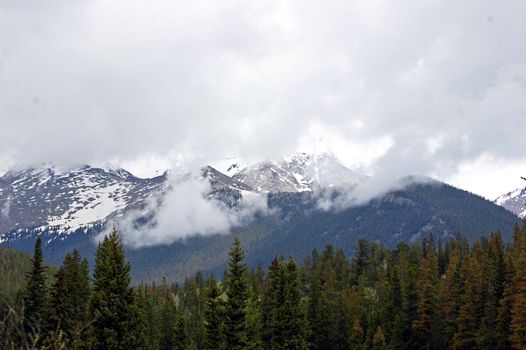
[204,276,225,350]
[413,242,441,349]
[45,249,91,348]
[224,237,250,349]
[23,237,48,335]
[89,228,146,350]
[5,224,526,349]
[510,224,526,350]
[261,258,308,350]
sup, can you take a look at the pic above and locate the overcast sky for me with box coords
[1,0,526,199]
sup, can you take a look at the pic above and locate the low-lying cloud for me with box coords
[100,172,268,248]
[315,175,438,212]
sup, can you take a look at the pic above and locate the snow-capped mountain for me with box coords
[0,153,365,239]
[232,153,366,193]
[0,165,167,236]
[495,186,526,218]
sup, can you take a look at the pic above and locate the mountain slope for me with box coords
[0,165,167,237]
[495,186,526,218]
[121,182,522,281]
[2,181,519,283]
[1,159,521,283]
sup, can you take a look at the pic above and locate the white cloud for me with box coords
[447,154,526,200]
[98,172,268,247]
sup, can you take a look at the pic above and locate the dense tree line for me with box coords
[2,224,526,349]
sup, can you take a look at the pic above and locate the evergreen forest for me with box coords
[2,224,526,350]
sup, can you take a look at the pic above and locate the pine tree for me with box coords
[46,249,90,348]
[478,232,506,349]
[453,243,484,350]
[386,263,403,349]
[158,289,178,350]
[89,228,146,350]
[351,240,369,285]
[261,258,281,349]
[225,237,250,350]
[204,276,225,350]
[23,236,48,339]
[413,244,441,349]
[510,223,526,350]
[267,258,308,350]
[306,255,323,349]
[136,285,161,350]
[441,245,463,349]
[495,252,515,350]
[173,305,189,350]
[397,243,420,350]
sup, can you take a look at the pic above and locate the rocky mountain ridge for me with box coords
[0,153,364,238]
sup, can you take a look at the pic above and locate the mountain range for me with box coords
[0,153,522,282]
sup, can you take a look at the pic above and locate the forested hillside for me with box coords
[3,224,526,349]
[0,246,55,303]
[2,181,519,283]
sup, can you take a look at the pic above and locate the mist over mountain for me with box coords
[0,153,367,242]
[0,153,520,282]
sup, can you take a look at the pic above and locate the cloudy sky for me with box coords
[1,0,526,199]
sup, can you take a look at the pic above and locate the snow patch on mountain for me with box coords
[0,153,366,240]
[232,153,366,193]
[0,164,166,236]
[495,186,526,218]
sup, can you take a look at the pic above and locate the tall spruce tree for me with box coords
[23,236,48,337]
[261,258,282,349]
[351,240,370,285]
[89,228,145,350]
[441,245,463,348]
[495,252,515,350]
[225,237,250,350]
[159,288,178,350]
[173,305,189,350]
[413,244,441,349]
[204,276,225,350]
[453,252,479,350]
[398,243,420,350]
[385,264,404,349]
[478,232,506,349]
[265,258,308,350]
[46,249,90,348]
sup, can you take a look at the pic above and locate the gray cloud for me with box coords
[2,0,526,197]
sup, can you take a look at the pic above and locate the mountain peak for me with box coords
[232,152,365,193]
[495,186,526,218]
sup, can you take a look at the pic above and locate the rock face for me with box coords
[495,186,526,218]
